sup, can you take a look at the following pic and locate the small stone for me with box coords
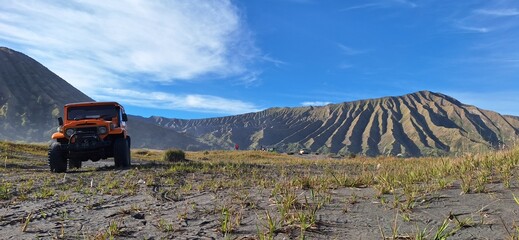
[132,212,145,219]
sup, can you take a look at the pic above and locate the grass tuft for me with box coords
[162,149,186,162]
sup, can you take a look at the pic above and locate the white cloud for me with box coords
[284,0,315,4]
[237,71,263,88]
[475,8,519,17]
[340,3,385,12]
[454,24,490,33]
[301,101,332,107]
[261,54,288,67]
[0,0,260,114]
[393,0,417,8]
[451,3,519,34]
[338,44,367,55]
[340,0,416,11]
[94,88,260,115]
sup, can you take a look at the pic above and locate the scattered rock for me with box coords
[132,212,145,220]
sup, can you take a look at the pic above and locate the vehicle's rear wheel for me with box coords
[114,137,130,168]
[69,158,82,169]
[49,142,67,173]
[127,137,132,167]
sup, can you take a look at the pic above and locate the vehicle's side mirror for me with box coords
[122,113,128,122]
[58,117,63,126]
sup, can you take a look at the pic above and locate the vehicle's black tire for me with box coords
[69,158,82,169]
[114,137,130,168]
[49,142,67,173]
[127,137,132,167]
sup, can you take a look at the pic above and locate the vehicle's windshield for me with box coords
[67,105,118,121]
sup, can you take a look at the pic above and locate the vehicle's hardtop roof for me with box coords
[65,102,123,108]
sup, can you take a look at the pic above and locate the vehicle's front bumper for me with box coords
[63,133,111,152]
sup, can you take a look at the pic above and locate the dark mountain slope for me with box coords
[127,115,208,150]
[0,47,92,141]
[151,91,519,156]
[0,47,207,150]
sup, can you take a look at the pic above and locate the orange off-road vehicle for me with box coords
[49,102,131,172]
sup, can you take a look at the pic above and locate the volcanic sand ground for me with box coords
[1,150,519,239]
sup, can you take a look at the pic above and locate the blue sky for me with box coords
[1,0,518,119]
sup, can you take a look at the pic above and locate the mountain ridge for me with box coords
[1,46,518,156]
[150,90,519,156]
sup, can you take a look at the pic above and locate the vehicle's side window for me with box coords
[120,109,127,127]
[110,107,119,127]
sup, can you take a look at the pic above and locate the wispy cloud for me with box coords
[444,1,519,78]
[301,101,332,107]
[450,2,519,34]
[475,8,519,17]
[338,44,367,55]
[236,71,263,88]
[261,54,288,67]
[94,88,260,115]
[338,63,354,69]
[454,24,490,33]
[340,3,384,11]
[393,0,417,8]
[0,0,260,114]
[340,0,416,11]
[284,0,315,4]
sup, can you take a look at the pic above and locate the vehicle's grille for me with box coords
[75,127,98,134]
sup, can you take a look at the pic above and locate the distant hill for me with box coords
[0,47,93,141]
[0,47,207,150]
[151,91,519,156]
[2,46,518,156]
[127,115,208,150]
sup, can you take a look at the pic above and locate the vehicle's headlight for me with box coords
[65,128,75,137]
[98,126,108,134]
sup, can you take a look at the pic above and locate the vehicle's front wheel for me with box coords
[114,138,130,168]
[49,142,67,173]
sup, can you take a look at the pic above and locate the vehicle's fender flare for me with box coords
[110,128,125,135]
[51,132,65,140]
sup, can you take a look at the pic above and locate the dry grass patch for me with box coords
[2,142,519,239]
